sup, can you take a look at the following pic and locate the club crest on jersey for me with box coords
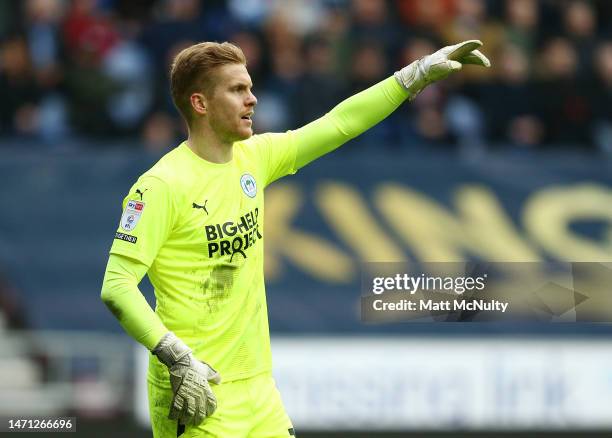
[240,173,257,198]
[120,200,145,231]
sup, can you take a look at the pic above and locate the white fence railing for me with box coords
[0,330,133,416]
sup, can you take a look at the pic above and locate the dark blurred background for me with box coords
[1,0,612,152]
[2,1,612,437]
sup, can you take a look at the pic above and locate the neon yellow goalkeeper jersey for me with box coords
[110,134,296,381]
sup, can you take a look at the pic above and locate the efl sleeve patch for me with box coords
[120,200,145,231]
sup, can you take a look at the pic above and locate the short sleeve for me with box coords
[109,176,176,267]
[253,132,298,187]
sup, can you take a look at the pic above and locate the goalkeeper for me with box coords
[101,40,489,437]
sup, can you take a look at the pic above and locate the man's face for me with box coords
[205,63,257,143]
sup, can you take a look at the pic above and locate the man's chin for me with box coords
[227,127,253,143]
[236,128,253,140]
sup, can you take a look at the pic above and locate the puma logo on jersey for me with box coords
[193,200,209,215]
[135,188,148,200]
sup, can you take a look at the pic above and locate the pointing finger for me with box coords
[447,40,483,61]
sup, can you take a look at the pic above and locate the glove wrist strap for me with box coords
[152,332,191,368]
[394,58,428,100]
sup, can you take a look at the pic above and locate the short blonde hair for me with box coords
[170,42,247,124]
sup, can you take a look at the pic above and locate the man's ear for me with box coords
[190,93,207,116]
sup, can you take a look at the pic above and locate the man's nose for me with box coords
[246,92,257,106]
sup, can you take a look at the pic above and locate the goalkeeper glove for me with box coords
[152,332,221,426]
[394,39,491,100]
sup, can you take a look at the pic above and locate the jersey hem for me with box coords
[147,364,273,386]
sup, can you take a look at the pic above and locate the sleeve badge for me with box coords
[120,200,145,231]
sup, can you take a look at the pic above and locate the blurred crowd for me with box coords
[1,0,612,152]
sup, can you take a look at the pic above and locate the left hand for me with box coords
[394,40,491,100]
